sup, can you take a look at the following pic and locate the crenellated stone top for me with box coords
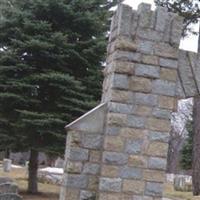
[105,3,200,99]
[108,3,183,49]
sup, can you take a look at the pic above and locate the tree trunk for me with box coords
[4,149,10,159]
[28,149,39,194]
[192,96,200,195]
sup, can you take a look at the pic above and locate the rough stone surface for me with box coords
[125,139,143,154]
[103,152,128,165]
[69,148,89,161]
[67,175,88,189]
[135,64,160,78]
[148,157,167,170]
[120,167,142,179]
[145,182,163,197]
[99,178,122,192]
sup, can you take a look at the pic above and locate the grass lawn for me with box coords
[164,183,200,200]
[2,166,200,200]
[0,167,59,200]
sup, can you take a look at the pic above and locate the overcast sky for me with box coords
[123,0,199,52]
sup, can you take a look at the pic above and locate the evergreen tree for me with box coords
[0,0,119,193]
[180,120,193,170]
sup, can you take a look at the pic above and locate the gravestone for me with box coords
[60,3,200,200]
[0,178,14,185]
[0,194,22,200]
[0,183,18,194]
[3,159,12,173]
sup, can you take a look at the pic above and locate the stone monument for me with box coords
[60,3,200,200]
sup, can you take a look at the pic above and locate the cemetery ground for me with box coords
[0,167,59,200]
[0,164,199,200]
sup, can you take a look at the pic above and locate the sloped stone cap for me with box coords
[177,50,200,98]
[65,103,107,133]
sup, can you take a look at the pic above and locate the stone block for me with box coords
[114,50,141,63]
[99,193,122,200]
[125,139,143,154]
[152,80,176,96]
[66,161,82,174]
[114,61,134,75]
[111,89,133,103]
[133,195,153,200]
[129,76,152,93]
[138,3,152,28]
[81,134,103,150]
[155,43,178,59]
[108,102,135,114]
[160,68,177,82]
[115,38,137,52]
[70,132,81,147]
[155,7,168,32]
[105,126,121,136]
[117,4,133,37]
[148,131,170,143]
[152,108,171,119]
[147,142,168,157]
[158,96,175,110]
[80,190,96,200]
[89,150,101,162]
[60,188,79,200]
[171,15,183,45]
[120,128,146,139]
[103,152,128,165]
[129,155,147,168]
[144,169,165,182]
[88,176,99,190]
[101,165,120,178]
[135,64,160,78]
[147,118,171,132]
[145,182,163,197]
[142,55,159,66]
[178,50,198,97]
[134,93,158,106]
[107,113,127,127]
[104,136,124,152]
[67,175,88,189]
[99,178,122,192]
[69,148,89,161]
[127,115,145,128]
[137,29,163,42]
[120,167,142,179]
[137,40,154,54]
[112,74,129,89]
[148,157,167,170]
[159,58,178,69]
[83,163,100,175]
[122,179,145,194]
[134,105,152,117]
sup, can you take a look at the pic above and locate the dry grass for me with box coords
[164,183,200,200]
[0,167,59,200]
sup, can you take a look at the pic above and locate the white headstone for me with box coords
[3,159,12,172]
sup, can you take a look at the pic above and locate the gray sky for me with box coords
[123,0,199,52]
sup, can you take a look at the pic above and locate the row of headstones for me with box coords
[0,177,22,200]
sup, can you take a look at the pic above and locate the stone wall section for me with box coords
[99,3,183,200]
[60,104,107,200]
